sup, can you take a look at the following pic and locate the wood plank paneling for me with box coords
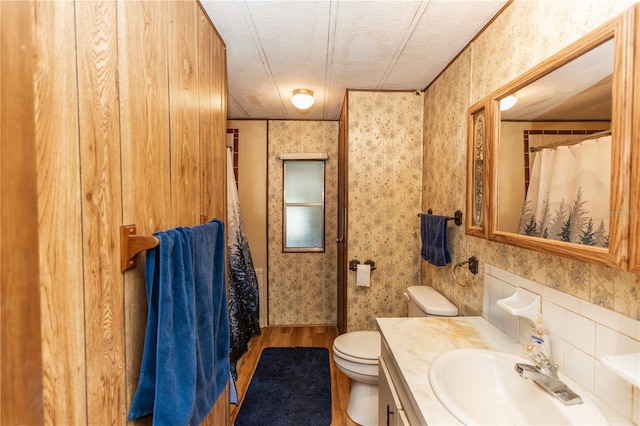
[3,1,229,423]
[215,27,231,425]
[211,31,227,221]
[0,2,45,424]
[75,1,125,423]
[117,0,171,232]
[199,7,214,223]
[119,2,229,423]
[117,0,172,419]
[199,8,231,424]
[169,0,200,226]
[33,1,86,423]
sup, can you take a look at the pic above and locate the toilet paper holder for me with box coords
[349,259,376,271]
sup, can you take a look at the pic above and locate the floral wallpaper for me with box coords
[422,0,639,321]
[267,121,339,325]
[346,91,424,332]
[266,94,423,330]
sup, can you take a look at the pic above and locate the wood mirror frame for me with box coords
[486,9,635,269]
[466,98,490,238]
[628,5,640,273]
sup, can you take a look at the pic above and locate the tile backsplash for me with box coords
[483,264,640,424]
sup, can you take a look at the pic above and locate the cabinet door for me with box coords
[378,356,403,426]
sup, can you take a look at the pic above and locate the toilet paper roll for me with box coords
[356,264,371,287]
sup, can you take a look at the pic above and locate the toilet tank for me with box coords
[406,286,458,317]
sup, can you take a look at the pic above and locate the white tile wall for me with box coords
[564,310,596,355]
[483,264,640,423]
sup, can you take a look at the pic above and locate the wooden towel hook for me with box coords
[120,225,159,272]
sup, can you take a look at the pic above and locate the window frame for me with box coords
[282,159,326,253]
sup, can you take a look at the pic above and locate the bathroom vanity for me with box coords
[376,317,623,425]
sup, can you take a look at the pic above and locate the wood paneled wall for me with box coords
[76,1,125,421]
[0,2,45,425]
[1,1,229,424]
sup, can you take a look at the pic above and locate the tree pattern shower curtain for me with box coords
[519,136,611,247]
[226,149,261,378]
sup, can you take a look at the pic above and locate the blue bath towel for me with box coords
[420,214,451,266]
[129,220,229,425]
[188,221,230,423]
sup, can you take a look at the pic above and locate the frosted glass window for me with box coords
[284,161,324,202]
[285,206,323,248]
[283,160,325,252]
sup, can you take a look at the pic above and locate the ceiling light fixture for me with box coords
[291,88,315,110]
[500,95,518,111]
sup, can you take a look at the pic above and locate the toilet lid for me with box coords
[407,286,458,316]
[333,331,380,361]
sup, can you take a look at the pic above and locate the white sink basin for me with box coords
[428,348,607,425]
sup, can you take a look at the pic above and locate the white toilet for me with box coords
[333,286,458,425]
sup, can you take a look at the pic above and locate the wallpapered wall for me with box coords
[346,91,424,332]
[422,0,639,321]
[267,121,339,325]
[265,93,423,329]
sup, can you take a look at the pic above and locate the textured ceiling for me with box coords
[201,0,509,120]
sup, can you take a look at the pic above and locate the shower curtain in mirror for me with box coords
[226,148,261,378]
[518,136,611,247]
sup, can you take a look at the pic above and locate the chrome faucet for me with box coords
[514,343,584,406]
[523,342,559,377]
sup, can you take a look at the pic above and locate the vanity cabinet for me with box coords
[379,356,409,426]
[378,340,418,426]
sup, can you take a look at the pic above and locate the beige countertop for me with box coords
[376,316,628,425]
[377,316,522,425]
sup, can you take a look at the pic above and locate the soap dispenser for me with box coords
[496,288,550,358]
[524,318,551,364]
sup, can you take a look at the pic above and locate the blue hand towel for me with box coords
[128,228,189,421]
[189,220,229,424]
[129,220,229,425]
[420,214,451,266]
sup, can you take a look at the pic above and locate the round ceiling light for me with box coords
[291,88,315,110]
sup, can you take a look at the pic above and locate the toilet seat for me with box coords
[333,331,380,365]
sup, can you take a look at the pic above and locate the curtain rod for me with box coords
[529,129,611,152]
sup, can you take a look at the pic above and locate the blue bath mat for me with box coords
[235,347,332,426]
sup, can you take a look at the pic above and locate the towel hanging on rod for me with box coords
[120,218,210,272]
[418,209,462,227]
[128,220,230,425]
[420,213,452,266]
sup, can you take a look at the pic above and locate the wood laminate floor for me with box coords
[230,326,358,426]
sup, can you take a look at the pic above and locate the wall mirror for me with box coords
[487,9,635,268]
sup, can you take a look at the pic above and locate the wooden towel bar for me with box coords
[120,225,159,272]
